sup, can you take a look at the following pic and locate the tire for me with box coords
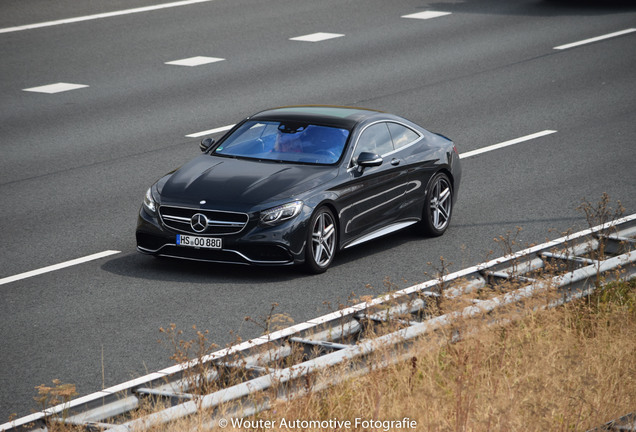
[304,206,337,274]
[418,172,453,237]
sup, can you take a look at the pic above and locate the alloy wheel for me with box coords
[310,209,336,269]
[429,175,452,231]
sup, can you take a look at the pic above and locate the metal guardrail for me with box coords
[588,413,636,432]
[3,214,636,432]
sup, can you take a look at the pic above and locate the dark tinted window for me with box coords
[354,123,393,162]
[387,123,420,149]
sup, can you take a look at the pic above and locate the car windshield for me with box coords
[213,120,350,165]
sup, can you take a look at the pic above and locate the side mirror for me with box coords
[356,152,383,169]
[200,138,215,152]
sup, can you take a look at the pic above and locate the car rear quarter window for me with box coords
[387,122,420,149]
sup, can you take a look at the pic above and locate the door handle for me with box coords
[391,158,400,166]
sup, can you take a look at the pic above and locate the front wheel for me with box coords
[304,206,337,274]
[417,172,453,237]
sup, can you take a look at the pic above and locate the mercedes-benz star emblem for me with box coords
[190,213,208,233]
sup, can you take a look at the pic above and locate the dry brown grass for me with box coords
[24,275,635,432]
[213,280,636,432]
[26,280,635,432]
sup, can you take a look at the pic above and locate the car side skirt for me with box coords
[343,219,419,249]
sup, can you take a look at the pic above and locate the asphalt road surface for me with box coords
[1,0,635,422]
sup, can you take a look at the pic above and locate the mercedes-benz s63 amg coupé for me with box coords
[136,106,461,273]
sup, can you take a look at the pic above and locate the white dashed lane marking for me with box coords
[0,251,121,286]
[23,82,89,94]
[0,0,217,34]
[0,130,557,286]
[289,32,345,42]
[554,28,636,50]
[459,130,557,159]
[165,56,225,67]
[186,124,235,138]
[401,11,452,20]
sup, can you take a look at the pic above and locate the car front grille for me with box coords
[159,206,249,235]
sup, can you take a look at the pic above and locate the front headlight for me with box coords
[143,187,157,213]
[260,200,303,226]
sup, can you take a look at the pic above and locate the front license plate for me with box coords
[176,234,222,249]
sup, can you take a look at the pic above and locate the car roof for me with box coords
[249,105,383,129]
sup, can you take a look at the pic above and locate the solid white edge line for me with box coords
[185,124,234,138]
[554,28,636,50]
[459,130,557,159]
[0,0,215,34]
[0,250,120,286]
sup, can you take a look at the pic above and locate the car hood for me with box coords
[158,155,338,208]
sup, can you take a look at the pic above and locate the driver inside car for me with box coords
[274,126,305,153]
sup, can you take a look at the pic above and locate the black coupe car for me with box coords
[136,106,461,273]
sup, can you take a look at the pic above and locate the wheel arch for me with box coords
[314,200,342,249]
[439,167,455,193]
[303,202,340,274]
[424,166,454,198]
[306,195,342,250]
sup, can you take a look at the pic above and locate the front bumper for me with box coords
[135,207,307,266]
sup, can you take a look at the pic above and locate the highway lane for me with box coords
[1,0,635,422]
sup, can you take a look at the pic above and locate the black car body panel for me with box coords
[136,106,461,271]
[159,156,340,208]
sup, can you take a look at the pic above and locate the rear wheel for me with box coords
[418,172,453,237]
[304,206,337,274]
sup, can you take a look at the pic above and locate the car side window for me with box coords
[387,122,420,149]
[353,123,394,163]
